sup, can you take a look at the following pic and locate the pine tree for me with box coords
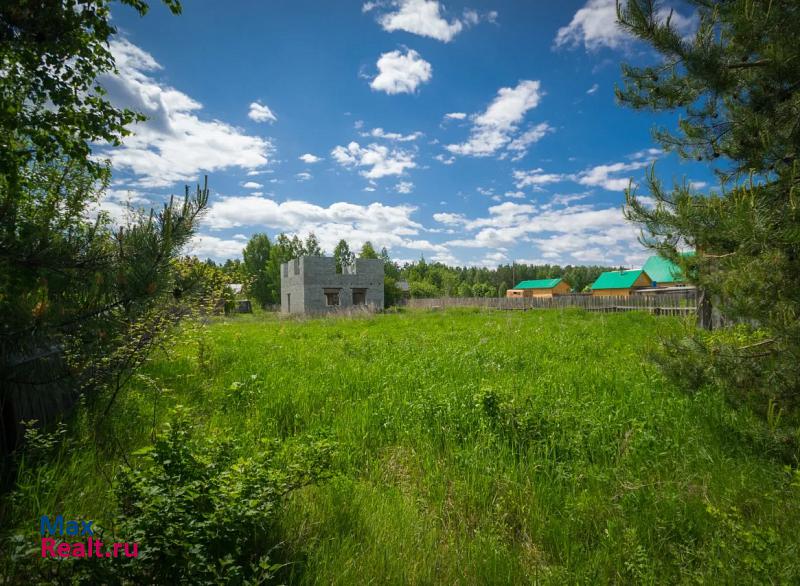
[359,241,379,259]
[304,232,323,256]
[0,1,207,448]
[617,0,800,411]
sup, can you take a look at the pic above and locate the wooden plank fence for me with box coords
[405,290,697,317]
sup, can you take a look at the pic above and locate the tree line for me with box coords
[202,233,616,306]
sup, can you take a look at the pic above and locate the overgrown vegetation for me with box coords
[230,233,613,307]
[2,310,798,583]
[0,0,211,456]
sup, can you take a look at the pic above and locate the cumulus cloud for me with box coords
[513,168,567,189]
[514,150,659,192]
[506,123,555,159]
[369,49,432,94]
[442,200,645,264]
[370,0,493,42]
[330,141,416,179]
[187,234,248,261]
[433,212,468,225]
[555,0,698,51]
[202,195,449,256]
[446,80,550,158]
[444,112,467,120]
[362,127,423,141]
[98,39,272,187]
[395,180,414,193]
[576,160,650,191]
[299,153,323,164]
[248,101,277,123]
[296,172,312,182]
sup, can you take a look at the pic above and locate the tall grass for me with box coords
[3,308,799,583]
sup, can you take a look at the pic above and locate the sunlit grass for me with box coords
[4,308,799,583]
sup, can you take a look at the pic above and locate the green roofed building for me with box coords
[642,254,691,286]
[590,269,653,296]
[507,278,571,298]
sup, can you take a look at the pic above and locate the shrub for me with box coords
[11,411,336,584]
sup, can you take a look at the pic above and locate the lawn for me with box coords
[3,308,799,583]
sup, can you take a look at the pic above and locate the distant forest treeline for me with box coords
[200,232,619,305]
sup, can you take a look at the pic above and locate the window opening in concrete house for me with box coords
[352,288,367,305]
[324,288,340,306]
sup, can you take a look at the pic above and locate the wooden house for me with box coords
[590,269,653,296]
[507,278,571,298]
[641,255,689,287]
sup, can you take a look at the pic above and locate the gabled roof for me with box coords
[513,278,563,290]
[642,255,686,283]
[591,269,649,290]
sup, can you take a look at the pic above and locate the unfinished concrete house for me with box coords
[280,256,384,314]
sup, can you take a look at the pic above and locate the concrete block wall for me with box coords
[280,257,306,314]
[280,256,384,314]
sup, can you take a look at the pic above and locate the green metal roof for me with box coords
[591,269,648,290]
[513,278,563,290]
[642,255,686,283]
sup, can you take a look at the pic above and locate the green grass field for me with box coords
[4,309,800,583]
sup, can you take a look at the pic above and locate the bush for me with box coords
[654,325,800,461]
[12,411,336,584]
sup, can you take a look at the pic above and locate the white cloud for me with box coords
[296,172,312,182]
[513,168,567,189]
[504,190,525,199]
[430,251,460,265]
[299,153,323,164]
[446,80,549,158]
[362,127,423,141]
[395,181,414,194]
[98,39,272,188]
[587,83,599,94]
[555,0,698,51]
[331,141,416,179]
[370,48,432,94]
[514,150,659,192]
[434,153,455,165]
[506,122,555,159]
[203,195,445,255]
[444,112,467,120]
[577,160,650,191]
[242,181,263,189]
[442,199,645,264]
[478,251,509,267]
[373,0,465,42]
[628,147,663,160]
[433,212,467,225]
[248,101,277,123]
[550,192,590,206]
[187,234,247,261]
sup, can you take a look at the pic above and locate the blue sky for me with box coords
[98,0,710,267]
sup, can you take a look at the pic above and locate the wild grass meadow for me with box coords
[3,308,799,583]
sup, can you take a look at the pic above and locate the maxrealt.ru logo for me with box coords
[40,515,138,559]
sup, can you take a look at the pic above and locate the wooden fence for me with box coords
[405,291,697,317]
